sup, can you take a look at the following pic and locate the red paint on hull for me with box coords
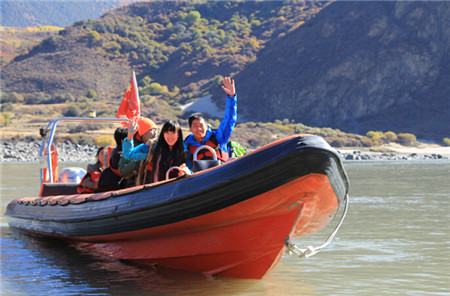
[71,174,339,279]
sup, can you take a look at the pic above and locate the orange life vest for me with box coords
[77,171,102,193]
[105,146,121,177]
[187,137,229,163]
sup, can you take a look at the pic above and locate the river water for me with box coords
[1,161,449,295]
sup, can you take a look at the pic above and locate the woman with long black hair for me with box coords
[124,119,191,184]
[151,120,190,183]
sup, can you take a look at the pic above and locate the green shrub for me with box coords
[396,133,416,146]
[210,75,224,88]
[330,138,345,147]
[86,89,98,100]
[140,76,153,87]
[244,39,259,50]
[25,92,51,104]
[366,131,386,144]
[141,82,169,95]
[1,112,12,126]
[103,41,121,53]
[442,138,450,147]
[1,102,14,112]
[52,93,74,103]
[185,11,201,26]
[78,137,94,146]
[64,105,82,117]
[88,30,103,46]
[384,131,397,143]
[1,92,24,103]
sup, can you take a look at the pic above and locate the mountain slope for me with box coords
[1,1,326,100]
[0,0,137,27]
[1,1,448,142]
[231,1,449,140]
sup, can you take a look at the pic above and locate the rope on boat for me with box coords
[285,194,349,258]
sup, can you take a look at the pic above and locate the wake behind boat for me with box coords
[5,117,349,279]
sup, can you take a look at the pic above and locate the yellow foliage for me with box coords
[443,138,450,146]
[37,25,63,31]
[397,133,416,146]
[94,135,115,146]
[384,131,397,143]
[1,112,12,126]
[26,27,38,32]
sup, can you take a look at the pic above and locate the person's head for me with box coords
[159,120,183,149]
[137,117,158,143]
[96,146,106,168]
[114,127,128,147]
[188,113,208,143]
[39,127,47,139]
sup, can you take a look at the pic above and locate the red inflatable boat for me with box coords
[5,117,349,279]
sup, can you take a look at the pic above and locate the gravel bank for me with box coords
[0,141,98,162]
[1,141,447,162]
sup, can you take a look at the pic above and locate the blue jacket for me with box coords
[122,139,151,161]
[123,138,190,165]
[184,94,237,170]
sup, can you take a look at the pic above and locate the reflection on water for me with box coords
[1,228,316,296]
[1,161,449,295]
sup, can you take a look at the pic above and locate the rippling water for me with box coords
[1,161,449,295]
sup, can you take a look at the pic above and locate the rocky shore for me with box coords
[337,150,447,161]
[0,141,98,163]
[0,140,448,162]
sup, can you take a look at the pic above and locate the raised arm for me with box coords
[221,76,235,97]
[215,77,237,147]
[123,120,150,161]
[127,120,138,141]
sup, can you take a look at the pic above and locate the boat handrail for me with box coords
[39,117,131,183]
[165,166,182,180]
[285,194,349,258]
[193,145,217,161]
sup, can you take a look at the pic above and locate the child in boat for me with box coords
[123,119,190,184]
[77,146,105,193]
[184,76,237,171]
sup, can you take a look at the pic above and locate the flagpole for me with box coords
[132,71,141,121]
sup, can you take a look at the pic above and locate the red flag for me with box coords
[117,71,140,122]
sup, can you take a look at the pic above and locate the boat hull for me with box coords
[5,135,348,278]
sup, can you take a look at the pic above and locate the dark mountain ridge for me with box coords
[229,1,449,141]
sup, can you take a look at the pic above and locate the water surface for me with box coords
[1,161,449,295]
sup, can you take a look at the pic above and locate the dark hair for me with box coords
[39,127,47,138]
[152,120,186,182]
[95,146,105,165]
[114,127,128,146]
[188,112,206,127]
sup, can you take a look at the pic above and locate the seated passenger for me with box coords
[122,117,159,185]
[184,76,237,171]
[124,119,190,184]
[77,147,105,193]
[109,127,128,174]
[151,120,191,183]
[110,127,140,188]
[97,126,137,192]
